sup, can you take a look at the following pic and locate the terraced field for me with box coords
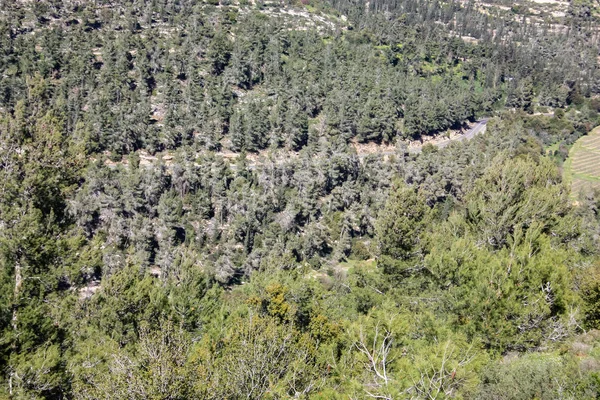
[564,126,600,195]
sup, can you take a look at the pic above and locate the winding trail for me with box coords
[430,118,489,149]
[104,118,493,170]
[360,112,551,158]
[358,118,490,159]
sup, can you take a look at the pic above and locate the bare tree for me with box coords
[411,342,476,400]
[355,323,395,400]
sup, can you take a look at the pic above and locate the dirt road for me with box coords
[357,118,490,159]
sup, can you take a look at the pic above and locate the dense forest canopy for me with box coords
[2,0,600,398]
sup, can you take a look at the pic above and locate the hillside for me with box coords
[565,125,600,195]
[2,0,600,398]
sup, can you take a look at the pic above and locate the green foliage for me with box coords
[1,0,600,398]
[375,184,428,260]
[192,314,325,399]
[72,321,194,400]
[465,154,568,249]
[428,232,576,351]
[476,352,598,399]
[579,262,600,330]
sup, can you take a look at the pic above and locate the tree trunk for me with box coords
[12,258,21,331]
[10,252,22,397]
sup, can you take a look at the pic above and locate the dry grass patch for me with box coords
[564,126,600,196]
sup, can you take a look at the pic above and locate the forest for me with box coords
[2,0,600,398]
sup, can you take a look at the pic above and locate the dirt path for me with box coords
[102,118,493,170]
[357,118,490,159]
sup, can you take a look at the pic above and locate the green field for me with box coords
[564,126,600,196]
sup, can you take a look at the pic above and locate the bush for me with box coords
[579,263,600,330]
[476,353,586,400]
[350,240,371,260]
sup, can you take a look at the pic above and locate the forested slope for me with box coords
[2,0,600,398]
